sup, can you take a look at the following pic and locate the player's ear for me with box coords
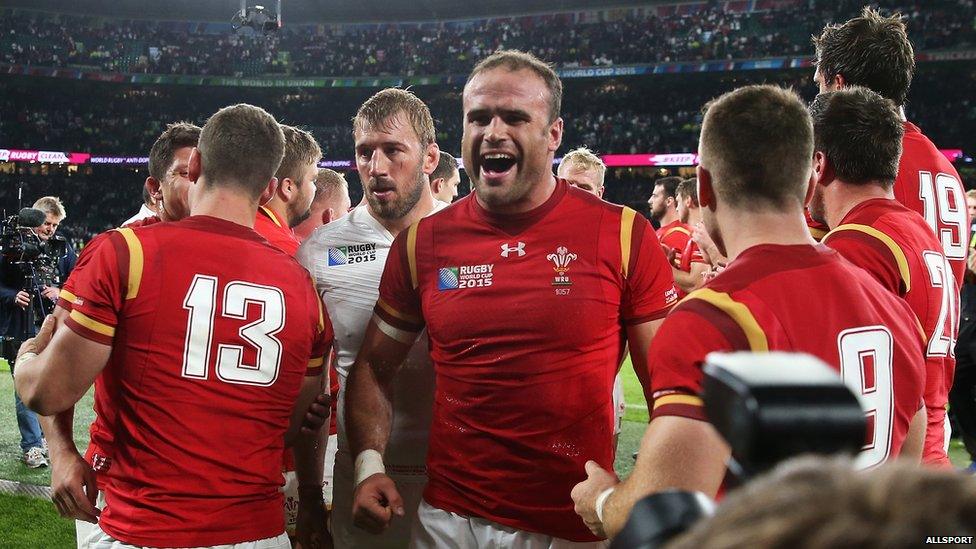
[145,177,161,201]
[423,143,440,176]
[833,73,847,89]
[813,151,836,187]
[697,165,716,210]
[548,117,564,153]
[187,147,201,183]
[322,208,335,225]
[260,177,279,206]
[597,186,605,199]
[431,177,444,194]
[278,177,294,200]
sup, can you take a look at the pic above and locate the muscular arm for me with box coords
[900,406,926,463]
[15,317,111,416]
[602,416,729,538]
[346,317,414,458]
[671,263,709,294]
[625,318,664,408]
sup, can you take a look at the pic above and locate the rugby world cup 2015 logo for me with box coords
[547,246,577,286]
[328,246,349,265]
[438,267,460,290]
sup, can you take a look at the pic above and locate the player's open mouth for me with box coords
[480,152,517,180]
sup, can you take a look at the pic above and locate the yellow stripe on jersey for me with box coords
[620,207,637,279]
[59,289,77,303]
[69,310,115,337]
[687,288,769,352]
[808,226,828,240]
[825,224,912,293]
[115,228,144,300]
[260,206,283,228]
[315,288,326,333]
[406,222,419,289]
[911,312,929,345]
[664,226,691,238]
[308,356,324,370]
[377,298,422,325]
[652,394,704,410]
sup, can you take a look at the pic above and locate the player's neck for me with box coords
[475,173,557,216]
[687,209,702,227]
[827,181,894,229]
[261,197,290,227]
[660,209,680,227]
[191,188,261,229]
[719,208,816,260]
[371,190,437,238]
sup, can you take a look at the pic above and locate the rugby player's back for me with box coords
[894,122,968,285]
[63,215,328,547]
[651,244,925,469]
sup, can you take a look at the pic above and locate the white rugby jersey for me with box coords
[296,202,447,464]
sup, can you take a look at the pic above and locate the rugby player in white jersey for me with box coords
[296,88,446,548]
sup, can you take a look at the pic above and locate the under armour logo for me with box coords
[501,242,526,258]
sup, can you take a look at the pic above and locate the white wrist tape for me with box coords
[594,487,615,525]
[354,449,386,485]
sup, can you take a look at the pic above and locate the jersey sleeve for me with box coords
[63,230,132,346]
[647,298,749,422]
[824,229,905,296]
[621,211,679,324]
[373,223,425,343]
[306,278,333,378]
[58,231,112,312]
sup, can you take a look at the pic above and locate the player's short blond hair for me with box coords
[558,147,606,186]
[966,189,976,202]
[353,88,435,147]
[33,196,66,220]
[313,168,348,204]
[276,125,322,184]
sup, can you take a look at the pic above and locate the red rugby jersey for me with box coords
[57,215,164,479]
[254,205,301,256]
[657,220,692,255]
[648,244,925,469]
[678,238,706,273]
[823,198,957,466]
[894,122,968,286]
[375,181,677,541]
[62,216,330,547]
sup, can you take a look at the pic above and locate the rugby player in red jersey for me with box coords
[253,125,320,256]
[41,122,201,548]
[671,178,708,295]
[810,88,958,467]
[16,104,332,548]
[814,7,968,285]
[346,50,677,547]
[571,85,927,539]
[649,176,692,256]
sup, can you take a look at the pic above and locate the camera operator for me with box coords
[1,196,76,468]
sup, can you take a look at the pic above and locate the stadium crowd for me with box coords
[1,4,976,549]
[2,65,974,158]
[1,1,973,78]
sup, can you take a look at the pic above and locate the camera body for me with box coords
[0,209,67,328]
[232,1,281,35]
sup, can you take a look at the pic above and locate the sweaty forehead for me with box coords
[463,68,550,115]
[354,114,418,148]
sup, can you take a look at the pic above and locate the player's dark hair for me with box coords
[813,7,915,106]
[810,88,904,190]
[655,176,684,201]
[431,151,459,182]
[700,85,813,211]
[148,121,201,183]
[467,50,563,123]
[677,177,699,207]
[198,104,285,199]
